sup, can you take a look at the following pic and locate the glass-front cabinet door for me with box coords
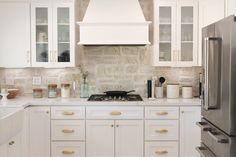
[53,3,74,67]
[154,0,176,66]
[177,0,198,66]
[153,0,198,67]
[31,2,74,67]
[31,4,52,66]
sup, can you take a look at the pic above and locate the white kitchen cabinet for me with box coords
[31,1,75,68]
[179,106,201,157]
[51,142,85,157]
[145,142,179,157]
[0,132,23,157]
[115,120,143,157]
[0,2,30,68]
[86,120,144,157]
[198,0,225,65]
[29,107,51,157]
[153,0,198,67]
[86,120,115,157]
[226,0,236,16]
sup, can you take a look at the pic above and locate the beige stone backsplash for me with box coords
[0,45,201,98]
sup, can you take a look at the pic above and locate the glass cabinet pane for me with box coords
[36,8,48,62]
[181,7,193,61]
[159,7,172,62]
[57,8,70,62]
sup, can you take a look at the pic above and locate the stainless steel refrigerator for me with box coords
[196,15,236,157]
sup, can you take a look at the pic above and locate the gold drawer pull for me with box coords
[63,111,75,115]
[156,112,168,116]
[155,129,168,133]
[155,150,168,155]
[62,150,75,154]
[62,129,75,133]
[110,111,122,116]
[9,141,15,145]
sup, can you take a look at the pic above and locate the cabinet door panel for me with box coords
[86,120,114,157]
[180,107,201,157]
[153,0,176,66]
[29,107,51,157]
[115,120,144,157]
[0,3,30,67]
[8,132,22,157]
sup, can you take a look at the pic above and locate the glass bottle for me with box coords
[80,78,89,98]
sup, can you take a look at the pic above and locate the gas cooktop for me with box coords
[88,94,143,101]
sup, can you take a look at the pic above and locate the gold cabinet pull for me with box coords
[9,141,15,145]
[155,150,168,155]
[110,111,122,116]
[63,111,75,115]
[62,150,75,154]
[155,129,168,133]
[156,112,168,116]
[62,129,75,133]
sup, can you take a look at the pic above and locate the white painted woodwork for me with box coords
[51,142,85,157]
[51,120,85,141]
[145,107,179,119]
[51,107,85,119]
[29,107,50,157]
[86,106,143,119]
[153,0,198,67]
[145,142,179,157]
[21,108,29,157]
[0,2,30,68]
[198,0,225,66]
[226,0,236,16]
[145,120,179,141]
[115,120,143,157]
[180,107,201,157]
[78,0,150,45]
[86,120,115,157]
[31,1,75,67]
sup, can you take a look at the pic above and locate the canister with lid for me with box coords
[61,83,70,98]
[48,84,57,98]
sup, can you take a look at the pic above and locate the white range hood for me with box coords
[77,0,151,45]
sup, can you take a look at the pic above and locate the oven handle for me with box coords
[196,146,216,157]
[196,122,212,131]
[207,130,229,144]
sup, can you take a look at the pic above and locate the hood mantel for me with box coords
[77,0,151,45]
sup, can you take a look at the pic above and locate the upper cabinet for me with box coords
[226,0,236,16]
[31,1,75,67]
[0,2,31,68]
[153,0,198,67]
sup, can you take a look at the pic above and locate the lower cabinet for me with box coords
[29,107,51,157]
[0,132,23,157]
[51,142,85,157]
[145,142,178,157]
[179,107,201,157]
[86,120,144,157]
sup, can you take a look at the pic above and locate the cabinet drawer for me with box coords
[145,120,179,141]
[145,107,179,119]
[51,120,85,141]
[52,142,85,157]
[145,142,178,157]
[86,106,144,119]
[51,107,85,119]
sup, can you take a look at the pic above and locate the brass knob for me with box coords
[156,112,168,116]
[155,150,168,154]
[9,141,15,145]
[111,124,114,127]
[63,111,74,115]
[46,111,50,114]
[110,111,122,116]
[116,125,119,127]
[62,129,75,133]
[155,129,168,133]
[62,150,75,154]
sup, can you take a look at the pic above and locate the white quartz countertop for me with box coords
[0,96,201,108]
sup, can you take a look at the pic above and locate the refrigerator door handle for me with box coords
[203,37,222,110]
[207,130,229,144]
[196,122,212,131]
[196,145,216,157]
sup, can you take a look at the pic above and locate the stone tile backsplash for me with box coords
[0,45,202,98]
[0,0,202,98]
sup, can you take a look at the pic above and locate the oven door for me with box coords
[197,119,236,157]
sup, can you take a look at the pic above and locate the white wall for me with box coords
[226,0,236,16]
